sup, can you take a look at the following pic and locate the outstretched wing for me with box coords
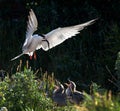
[41,18,97,51]
[23,9,38,47]
[11,9,38,61]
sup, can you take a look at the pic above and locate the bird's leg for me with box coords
[30,55,32,60]
[39,34,50,49]
[33,52,37,60]
[29,52,37,60]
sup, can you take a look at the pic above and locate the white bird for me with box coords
[11,9,97,61]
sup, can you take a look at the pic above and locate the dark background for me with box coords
[0,0,120,92]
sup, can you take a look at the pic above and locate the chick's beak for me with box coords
[54,85,59,89]
[64,83,70,87]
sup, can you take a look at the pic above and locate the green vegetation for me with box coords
[0,67,120,111]
[0,68,74,111]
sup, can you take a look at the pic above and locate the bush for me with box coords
[0,68,75,111]
[83,82,120,111]
[0,66,120,111]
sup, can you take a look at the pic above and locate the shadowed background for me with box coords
[0,0,120,92]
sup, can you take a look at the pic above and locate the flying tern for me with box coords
[11,9,97,61]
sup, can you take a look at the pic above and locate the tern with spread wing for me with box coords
[11,9,97,61]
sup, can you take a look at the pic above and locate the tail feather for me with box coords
[11,53,24,61]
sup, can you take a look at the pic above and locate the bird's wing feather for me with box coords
[42,18,97,51]
[26,9,38,39]
[23,9,38,47]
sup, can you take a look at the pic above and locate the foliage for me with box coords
[0,69,120,111]
[0,68,75,111]
[115,51,120,92]
[83,82,120,111]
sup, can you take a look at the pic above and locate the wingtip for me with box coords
[86,17,99,26]
[29,9,34,15]
[90,17,99,23]
[30,9,33,12]
[93,17,99,22]
[30,9,35,14]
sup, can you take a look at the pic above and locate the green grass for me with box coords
[0,68,120,111]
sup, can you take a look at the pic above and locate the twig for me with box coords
[105,65,117,81]
[108,79,120,89]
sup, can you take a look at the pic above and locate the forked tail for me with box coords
[11,53,24,61]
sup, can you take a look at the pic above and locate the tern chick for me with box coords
[65,80,84,105]
[53,82,66,106]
